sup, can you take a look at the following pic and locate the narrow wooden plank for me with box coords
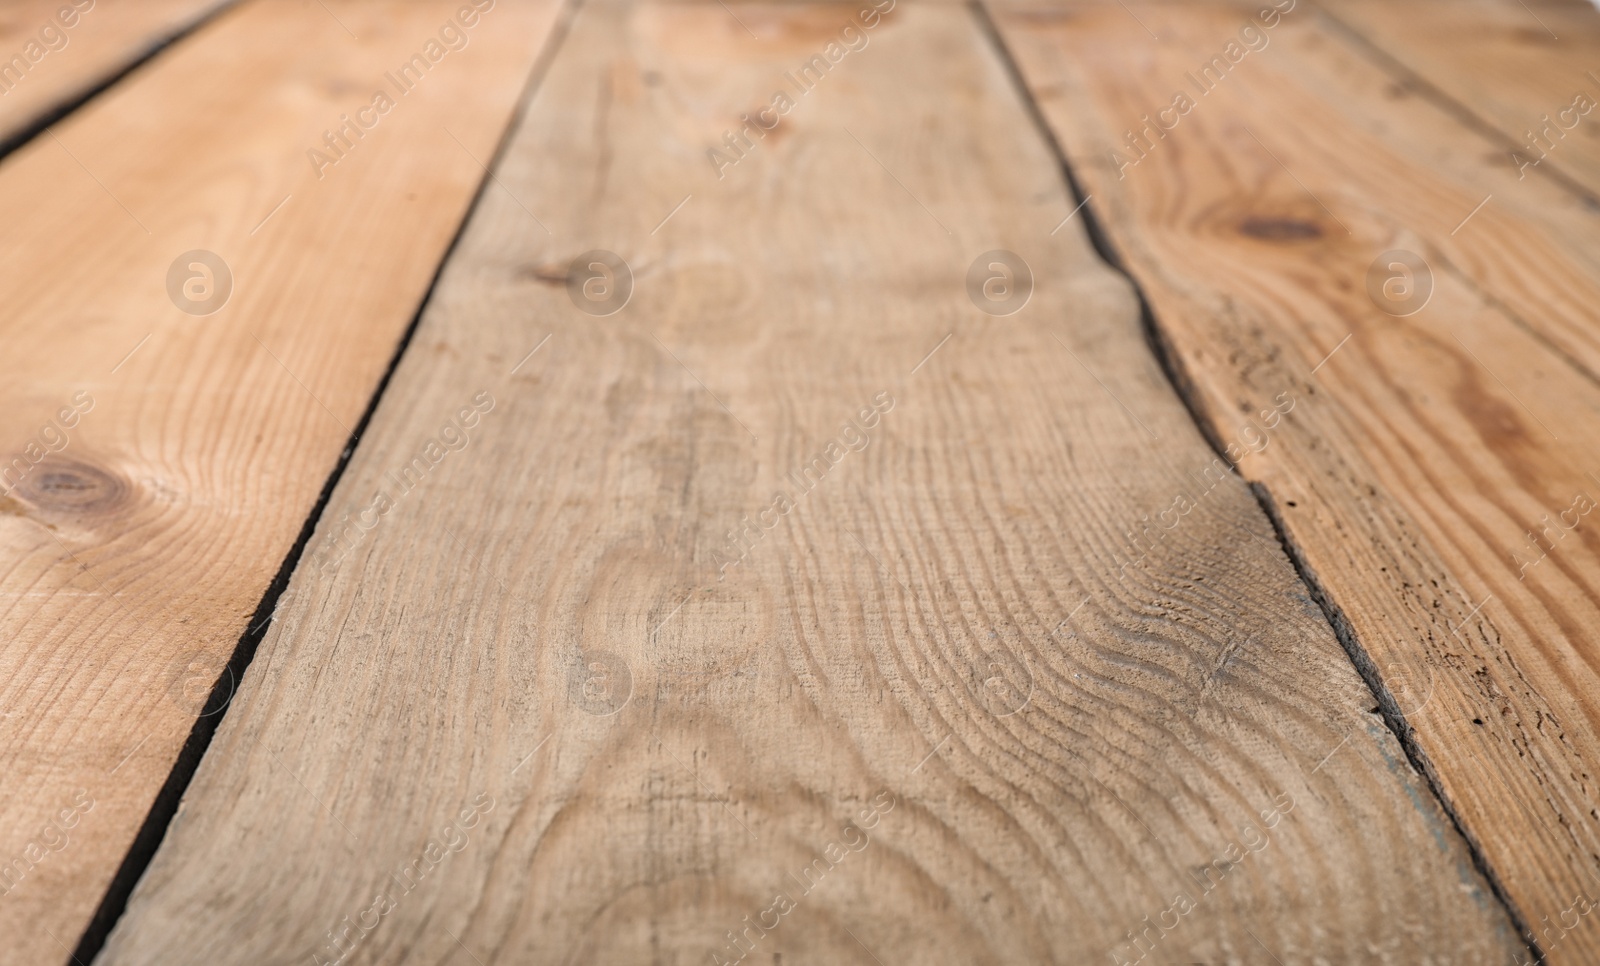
[101,2,1520,963]
[1321,0,1600,197]
[1304,0,1600,379]
[991,3,1600,962]
[0,0,231,152]
[0,0,561,960]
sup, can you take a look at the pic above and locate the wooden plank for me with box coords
[990,2,1600,962]
[1321,0,1600,198]
[1304,0,1600,379]
[0,0,561,960]
[99,2,1520,963]
[0,0,232,153]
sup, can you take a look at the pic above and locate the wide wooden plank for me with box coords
[1322,0,1600,198]
[0,0,561,960]
[0,0,230,153]
[100,2,1519,963]
[991,2,1600,962]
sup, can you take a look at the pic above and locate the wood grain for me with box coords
[0,1,560,961]
[1305,0,1600,380]
[1321,0,1600,198]
[990,2,1600,961]
[0,0,231,153]
[101,2,1520,963]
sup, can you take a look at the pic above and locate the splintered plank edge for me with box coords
[990,1,1600,962]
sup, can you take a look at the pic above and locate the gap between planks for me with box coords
[66,1,585,961]
[100,1,1523,965]
[971,3,1540,957]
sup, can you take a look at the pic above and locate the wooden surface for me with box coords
[1324,0,1600,198]
[0,0,231,152]
[0,0,560,961]
[98,2,1522,964]
[991,1,1600,962]
[1315,0,1600,379]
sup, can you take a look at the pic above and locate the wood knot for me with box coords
[1513,27,1559,45]
[17,458,130,516]
[1239,217,1323,241]
[519,261,569,286]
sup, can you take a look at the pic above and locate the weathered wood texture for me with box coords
[0,0,230,151]
[0,1,560,961]
[991,1,1600,962]
[1314,0,1600,380]
[1323,0,1600,198]
[101,2,1519,964]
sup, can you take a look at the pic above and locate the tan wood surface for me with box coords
[0,0,562,961]
[98,2,1522,963]
[990,1,1600,962]
[1309,0,1600,381]
[0,0,231,151]
[1322,0,1600,198]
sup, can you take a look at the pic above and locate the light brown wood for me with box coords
[1304,0,1600,381]
[1321,0,1600,198]
[0,0,562,961]
[0,0,230,151]
[991,2,1600,962]
[100,2,1520,963]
